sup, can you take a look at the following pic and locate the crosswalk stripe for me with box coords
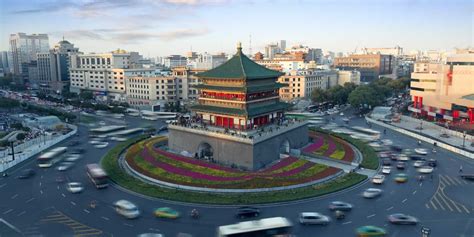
[429,200,438,210]
[433,195,446,211]
[446,175,461,186]
[442,192,462,213]
[74,231,103,237]
[437,192,454,212]
[439,175,451,186]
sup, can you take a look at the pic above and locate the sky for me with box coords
[0,0,472,57]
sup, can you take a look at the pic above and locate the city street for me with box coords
[0,113,473,237]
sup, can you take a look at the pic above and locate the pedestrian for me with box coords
[383,129,387,134]
[459,165,463,173]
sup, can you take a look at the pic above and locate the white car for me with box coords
[66,182,84,193]
[381,139,393,146]
[396,154,409,161]
[57,162,74,171]
[413,161,425,168]
[372,174,385,184]
[363,188,383,198]
[110,136,127,142]
[414,148,428,155]
[417,166,434,174]
[382,166,391,175]
[94,142,109,148]
[64,154,82,162]
[114,200,140,219]
[299,212,331,225]
[99,121,107,126]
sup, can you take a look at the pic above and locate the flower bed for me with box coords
[305,131,356,163]
[125,137,341,189]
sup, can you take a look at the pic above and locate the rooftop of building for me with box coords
[197,43,284,80]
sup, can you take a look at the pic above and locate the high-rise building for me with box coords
[9,33,49,83]
[278,40,286,51]
[69,49,144,101]
[37,39,80,93]
[409,50,474,123]
[264,44,281,60]
[163,55,187,68]
[187,52,227,70]
[333,54,394,82]
[0,51,11,75]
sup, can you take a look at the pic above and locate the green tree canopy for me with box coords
[311,88,328,104]
[348,85,384,109]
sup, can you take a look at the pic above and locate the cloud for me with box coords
[157,28,210,41]
[161,0,230,5]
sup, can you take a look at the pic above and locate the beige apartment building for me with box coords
[410,50,474,123]
[277,69,338,101]
[334,53,394,82]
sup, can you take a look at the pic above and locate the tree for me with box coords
[79,90,94,100]
[311,88,328,103]
[348,85,384,110]
[16,133,26,141]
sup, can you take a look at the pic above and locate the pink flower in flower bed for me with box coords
[270,162,315,177]
[153,147,241,173]
[141,150,251,181]
[302,136,324,153]
[261,157,299,172]
[323,138,337,156]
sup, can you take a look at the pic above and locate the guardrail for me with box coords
[366,117,474,159]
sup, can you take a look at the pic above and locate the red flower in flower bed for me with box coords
[302,136,324,153]
[340,141,355,162]
[323,138,337,156]
[261,157,299,172]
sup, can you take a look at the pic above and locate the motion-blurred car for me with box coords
[114,200,140,219]
[57,162,74,171]
[396,162,406,170]
[413,161,425,168]
[381,166,391,175]
[137,234,164,237]
[93,142,109,149]
[356,225,386,236]
[328,201,353,211]
[154,207,180,219]
[70,148,85,154]
[236,207,260,218]
[64,154,82,162]
[299,212,331,225]
[390,145,403,152]
[427,159,437,167]
[66,182,84,193]
[396,154,409,161]
[362,188,383,199]
[18,169,35,179]
[414,148,428,155]
[382,158,391,166]
[394,173,408,183]
[388,213,418,225]
[417,166,434,174]
[372,175,385,185]
[410,155,426,161]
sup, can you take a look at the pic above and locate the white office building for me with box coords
[9,33,50,82]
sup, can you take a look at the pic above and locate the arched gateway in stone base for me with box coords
[168,43,308,171]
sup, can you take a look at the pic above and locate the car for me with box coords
[413,161,425,168]
[381,166,391,175]
[154,207,180,219]
[110,136,127,142]
[390,145,403,152]
[328,201,353,211]
[18,169,35,179]
[236,207,260,218]
[460,174,474,180]
[427,159,437,167]
[64,154,82,162]
[409,155,426,161]
[414,148,428,155]
[396,162,406,170]
[362,188,383,198]
[388,213,418,225]
[382,158,391,166]
[299,212,331,225]
[402,149,414,156]
[136,234,164,237]
[396,154,409,161]
[417,166,434,174]
[381,139,393,146]
[66,182,84,193]
[99,121,106,126]
[394,173,408,183]
[378,151,391,159]
[93,142,109,148]
[356,225,386,237]
[56,162,74,171]
[372,175,385,184]
[114,200,140,219]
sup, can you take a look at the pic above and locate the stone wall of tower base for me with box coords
[168,125,308,171]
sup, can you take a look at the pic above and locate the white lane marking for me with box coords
[61,193,66,198]
[57,186,59,190]
[402,198,408,203]
[0,183,6,189]
[70,201,76,206]
[41,175,43,179]
[419,182,423,187]
[149,228,160,232]
[11,194,18,199]
[342,221,352,225]
[40,190,43,195]
[101,216,110,221]
[412,190,417,195]
[16,211,26,216]
[367,214,376,218]
[123,223,134,227]
[3,209,13,214]
[386,206,394,211]
[83,209,90,214]
[25,197,35,203]
[39,182,42,187]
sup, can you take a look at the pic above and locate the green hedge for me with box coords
[311,128,379,170]
[101,136,367,204]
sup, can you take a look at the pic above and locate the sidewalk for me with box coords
[393,115,474,152]
[302,155,377,177]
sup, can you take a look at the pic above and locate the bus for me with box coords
[351,126,381,139]
[37,147,68,168]
[86,164,108,189]
[217,217,293,237]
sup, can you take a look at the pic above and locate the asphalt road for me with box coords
[0,112,473,237]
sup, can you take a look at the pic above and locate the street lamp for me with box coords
[463,131,467,148]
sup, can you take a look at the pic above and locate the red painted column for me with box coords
[453,110,459,119]
[469,108,474,124]
[413,96,418,108]
[419,97,423,109]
